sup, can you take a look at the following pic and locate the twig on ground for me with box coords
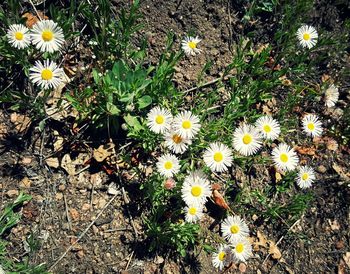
[263,219,301,265]
[48,193,118,272]
[125,250,134,271]
[27,0,42,20]
[63,194,72,231]
[121,187,138,237]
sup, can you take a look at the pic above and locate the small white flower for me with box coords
[203,142,233,172]
[181,36,202,56]
[297,166,316,189]
[31,20,64,53]
[6,24,31,49]
[173,110,201,139]
[29,60,63,89]
[233,123,262,156]
[212,245,231,271]
[296,25,318,49]
[146,106,172,134]
[221,215,249,243]
[271,143,299,172]
[164,129,192,154]
[181,171,211,206]
[325,84,339,107]
[184,203,204,223]
[255,116,281,140]
[156,153,180,177]
[231,237,253,262]
[302,114,323,137]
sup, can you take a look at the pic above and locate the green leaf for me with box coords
[106,102,120,115]
[137,95,152,109]
[124,114,143,131]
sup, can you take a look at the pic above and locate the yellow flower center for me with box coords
[230,225,240,234]
[218,251,226,261]
[155,115,164,125]
[188,207,197,215]
[182,120,192,129]
[303,33,311,41]
[263,124,272,133]
[280,153,289,163]
[41,69,53,80]
[302,173,309,180]
[15,32,24,40]
[213,152,223,162]
[235,243,244,253]
[42,30,54,42]
[164,161,173,170]
[172,134,182,144]
[191,186,202,197]
[188,41,197,49]
[307,123,315,131]
[242,134,252,145]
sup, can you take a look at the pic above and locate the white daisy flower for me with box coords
[146,106,172,134]
[233,123,262,156]
[271,143,299,172]
[164,129,192,154]
[302,114,323,137]
[29,60,64,89]
[203,142,233,173]
[255,116,281,141]
[297,166,316,189]
[325,84,339,107]
[212,245,231,271]
[181,171,211,206]
[181,36,201,56]
[296,25,318,49]
[6,24,31,49]
[156,153,180,177]
[221,215,249,243]
[184,203,204,223]
[31,19,64,53]
[173,110,201,139]
[231,237,253,262]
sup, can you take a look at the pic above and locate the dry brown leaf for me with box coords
[22,11,48,28]
[212,189,229,210]
[328,219,341,231]
[343,252,350,269]
[294,145,316,156]
[253,231,268,251]
[275,171,282,183]
[45,157,60,168]
[69,208,80,221]
[93,142,115,162]
[61,154,76,175]
[268,240,282,259]
[10,113,31,133]
[332,163,350,181]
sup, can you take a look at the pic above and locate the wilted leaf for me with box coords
[332,163,350,181]
[212,189,229,210]
[93,142,115,162]
[46,157,59,168]
[294,145,316,156]
[268,240,282,259]
[61,154,76,175]
[253,230,268,251]
[10,113,31,133]
[22,11,48,28]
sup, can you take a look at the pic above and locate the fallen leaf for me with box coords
[10,113,31,133]
[46,157,60,168]
[61,154,76,175]
[332,163,350,181]
[294,145,316,156]
[343,252,350,268]
[21,157,32,165]
[268,240,282,259]
[328,219,341,230]
[212,189,229,210]
[22,11,49,28]
[93,142,115,162]
[19,177,31,188]
[238,263,247,273]
[253,231,268,251]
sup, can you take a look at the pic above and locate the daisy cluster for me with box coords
[6,20,65,90]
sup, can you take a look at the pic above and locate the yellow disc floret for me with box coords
[42,30,54,42]
[263,124,272,133]
[230,225,240,234]
[218,251,226,261]
[41,69,53,80]
[280,153,289,163]
[188,41,197,49]
[235,243,244,253]
[182,120,192,129]
[191,186,202,197]
[189,207,197,215]
[213,152,223,162]
[303,33,311,41]
[164,161,173,170]
[15,32,24,40]
[242,134,252,145]
[155,115,164,124]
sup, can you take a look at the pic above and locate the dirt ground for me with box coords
[1,0,349,273]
